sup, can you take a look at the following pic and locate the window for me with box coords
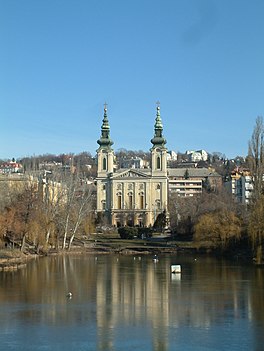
[139,192,144,209]
[102,201,106,210]
[157,156,161,169]
[117,192,122,209]
[128,192,133,209]
[103,157,107,170]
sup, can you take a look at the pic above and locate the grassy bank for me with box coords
[0,249,36,271]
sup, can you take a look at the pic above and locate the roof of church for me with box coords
[112,168,151,179]
[112,167,220,178]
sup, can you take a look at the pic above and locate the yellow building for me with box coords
[96,104,168,227]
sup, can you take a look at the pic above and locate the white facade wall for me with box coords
[225,175,253,204]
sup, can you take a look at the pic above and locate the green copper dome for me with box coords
[97,106,114,149]
[151,105,167,147]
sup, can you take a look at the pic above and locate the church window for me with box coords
[139,192,144,209]
[156,184,161,190]
[103,157,107,170]
[101,200,106,210]
[128,192,133,209]
[157,156,161,169]
[117,192,122,209]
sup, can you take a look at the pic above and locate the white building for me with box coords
[167,150,177,162]
[224,169,253,204]
[121,157,149,169]
[186,150,208,162]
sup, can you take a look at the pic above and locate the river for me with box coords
[0,253,264,350]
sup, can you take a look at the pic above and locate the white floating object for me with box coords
[66,292,73,298]
[171,265,181,274]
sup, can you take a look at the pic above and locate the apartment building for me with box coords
[225,168,253,204]
[168,168,221,197]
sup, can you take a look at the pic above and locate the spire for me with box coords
[151,102,167,148]
[97,103,114,149]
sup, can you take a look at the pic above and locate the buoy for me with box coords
[67,292,72,298]
[171,265,181,274]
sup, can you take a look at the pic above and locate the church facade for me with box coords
[96,104,168,227]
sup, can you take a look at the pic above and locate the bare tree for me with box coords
[169,187,238,236]
[248,116,264,201]
[247,116,264,263]
[57,172,95,250]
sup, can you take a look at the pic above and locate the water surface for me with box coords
[0,254,264,350]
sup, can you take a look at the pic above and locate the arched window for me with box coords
[139,192,144,209]
[103,157,107,170]
[128,192,133,209]
[117,192,122,209]
[157,156,161,170]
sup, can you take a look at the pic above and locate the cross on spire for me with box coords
[104,102,108,111]
[156,101,160,109]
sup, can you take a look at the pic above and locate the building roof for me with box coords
[168,168,221,178]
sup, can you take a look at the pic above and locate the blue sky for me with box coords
[1,0,264,160]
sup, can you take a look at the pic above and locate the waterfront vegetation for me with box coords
[0,117,264,266]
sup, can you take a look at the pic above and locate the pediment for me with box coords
[112,169,149,179]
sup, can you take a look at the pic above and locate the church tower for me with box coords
[96,104,114,217]
[97,104,114,177]
[149,103,168,221]
[150,103,167,177]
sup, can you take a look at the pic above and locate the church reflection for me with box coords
[0,255,264,350]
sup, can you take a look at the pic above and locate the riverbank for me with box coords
[0,235,193,269]
[0,233,254,270]
[0,249,37,271]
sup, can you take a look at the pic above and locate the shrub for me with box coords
[118,226,138,239]
[137,227,153,238]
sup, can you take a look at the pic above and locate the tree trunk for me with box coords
[256,244,263,265]
[21,233,26,252]
[68,234,75,251]
[68,220,81,251]
[46,228,51,244]
[62,214,70,250]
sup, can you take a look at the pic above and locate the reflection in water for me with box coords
[0,254,264,350]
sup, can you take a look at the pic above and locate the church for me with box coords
[96,104,168,227]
